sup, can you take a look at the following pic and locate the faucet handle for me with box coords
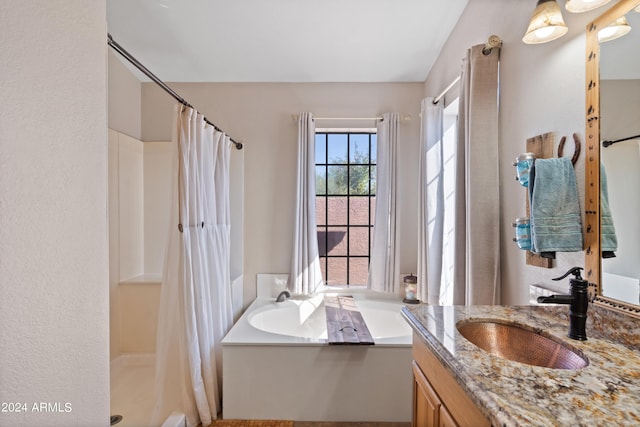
[552,267,584,281]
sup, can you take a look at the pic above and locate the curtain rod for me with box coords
[602,134,640,147]
[107,33,243,150]
[290,114,411,122]
[432,35,502,105]
[432,77,460,105]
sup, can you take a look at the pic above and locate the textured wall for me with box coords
[0,1,109,425]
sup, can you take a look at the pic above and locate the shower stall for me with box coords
[107,128,244,426]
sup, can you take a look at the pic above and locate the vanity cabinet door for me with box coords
[412,361,440,427]
[438,406,458,427]
[412,332,489,427]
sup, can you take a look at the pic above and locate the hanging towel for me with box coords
[601,163,618,258]
[528,157,583,258]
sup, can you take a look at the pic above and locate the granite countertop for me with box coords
[402,304,640,427]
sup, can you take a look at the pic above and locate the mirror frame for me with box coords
[585,0,640,318]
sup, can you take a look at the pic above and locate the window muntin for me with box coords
[315,132,376,287]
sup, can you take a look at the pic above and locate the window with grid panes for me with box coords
[315,132,376,287]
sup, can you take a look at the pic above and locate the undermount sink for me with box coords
[456,320,589,370]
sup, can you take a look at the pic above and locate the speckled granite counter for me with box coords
[402,304,640,427]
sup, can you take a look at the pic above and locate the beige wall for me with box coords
[118,279,161,353]
[107,32,143,362]
[425,0,605,304]
[0,1,109,425]
[142,83,423,306]
[109,130,121,360]
[143,140,173,275]
[108,129,147,359]
[108,50,142,139]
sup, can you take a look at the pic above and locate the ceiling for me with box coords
[106,0,469,83]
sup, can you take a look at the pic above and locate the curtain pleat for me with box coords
[417,98,445,304]
[287,112,323,294]
[454,45,501,305]
[152,105,233,427]
[368,112,401,294]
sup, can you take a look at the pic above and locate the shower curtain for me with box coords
[152,105,234,427]
[287,112,323,294]
[368,112,401,294]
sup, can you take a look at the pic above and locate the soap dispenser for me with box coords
[537,267,588,341]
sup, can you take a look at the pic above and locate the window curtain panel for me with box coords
[368,112,401,294]
[287,112,323,294]
[152,105,234,427]
[417,98,446,304]
[454,45,501,305]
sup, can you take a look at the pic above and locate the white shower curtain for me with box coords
[454,45,501,305]
[287,112,323,295]
[368,112,401,294]
[152,105,234,427]
[417,98,446,304]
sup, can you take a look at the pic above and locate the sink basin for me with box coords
[456,320,588,370]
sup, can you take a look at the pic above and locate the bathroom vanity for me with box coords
[402,304,640,426]
[404,1,640,425]
[411,328,489,427]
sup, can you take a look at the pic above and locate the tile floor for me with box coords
[293,423,409,427]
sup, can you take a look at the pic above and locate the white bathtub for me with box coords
[222,290,413,422]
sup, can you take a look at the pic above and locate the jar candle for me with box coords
[403,274,419,304]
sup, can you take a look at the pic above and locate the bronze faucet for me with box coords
[537,267,588,341]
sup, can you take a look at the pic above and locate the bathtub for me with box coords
[222,290,413,422]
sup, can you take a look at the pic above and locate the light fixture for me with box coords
[565,0,613,13]
[635,5,640,12]
[598,16,631,42]
[523,0,569,44]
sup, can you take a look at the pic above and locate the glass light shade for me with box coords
[565,0,613,13]
[523,0,569,44]
[635,5,640,12]
[598,16,631,42]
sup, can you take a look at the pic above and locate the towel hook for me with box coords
[558,133,581,166]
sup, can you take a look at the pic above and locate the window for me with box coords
[315,132,376,287]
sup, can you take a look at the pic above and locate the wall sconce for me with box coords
[565,0,613,13]
[523,0,569,44]
[598,16,631,42]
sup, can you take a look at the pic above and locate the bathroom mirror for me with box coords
[585,0,640,317]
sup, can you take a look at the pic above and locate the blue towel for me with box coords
[601,163,617,258]
[528,158,583,257]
